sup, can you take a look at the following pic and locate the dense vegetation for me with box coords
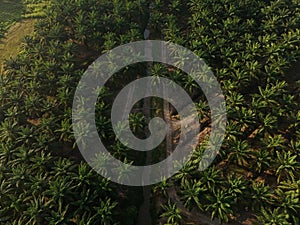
[0,0,148,224]
[0,0,299,224]
[23,0,49,18]
[151,0,300,224]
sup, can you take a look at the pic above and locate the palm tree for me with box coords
[275,150,299,183]
[160,200,183,225]
[252,148,272,174]
[255,207,291,225]
[226,136,251,166]
[0,118,18,143]
[173,161,197,186]
[180,179,206,211]
[44,176,73,203]
[205,189,234,223]
[46,203,69,225]
[129,112,146,137]
[276,180,300,224]
[226,174,248,204]
[273,184,300,223]
[0,22,7,39]
[28,172,48,196]
[153,178,171,198]
[0,142,16,164]
[250,181,272,210]
[22,195,48,224]
[199,165,223,194]
[92,198,118,225]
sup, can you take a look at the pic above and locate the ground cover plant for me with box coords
[0,0,299,224]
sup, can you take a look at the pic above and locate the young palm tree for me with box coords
[225,136,251,166]
[205,189,234,223]
[92,198,118,225]
[277,180,300,224]
[226,173,248,204]
[174,161,197,187]
[250,181,272,210]
[160,200,183,225]
[180,179,206,211]
[199,165,223,194]
[0,118,18,143]
[153,178,171,198]
[45,203,69,225]
[44,176,73,203]
[0,142,16,165]
[275,150,299,183]
[22,195,49,224]
[252,148,272,174]
[255,207,292,225]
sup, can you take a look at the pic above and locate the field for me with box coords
[0,0,24,24]
[0,0,40,72]
[0,19,35,72]
[0,0,299,225]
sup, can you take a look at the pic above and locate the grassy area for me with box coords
[0,0,24,24]
[0,0,26,70]
[0,19,35,61]
[0,19,36,72]
[0,0,47,71]
[0,0,49,72]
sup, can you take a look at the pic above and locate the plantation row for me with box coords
[0,22,8,39]
[0,0,299,224]
[0,0,148,224]
[151,0,300,224]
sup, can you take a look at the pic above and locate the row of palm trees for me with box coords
[0,0,150,224]
[0,22,9,39]
[151,0,300,224]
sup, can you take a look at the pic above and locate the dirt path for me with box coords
[0,19,36,73]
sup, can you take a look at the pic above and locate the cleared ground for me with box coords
[0,19,36,72]
[0,0,39,72]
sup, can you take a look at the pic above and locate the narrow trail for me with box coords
[137,26,153,225]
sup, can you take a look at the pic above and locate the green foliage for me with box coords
[0,0,149,224]
[180,179,206,211]
[1,0,300,224]
[152,0,300,224]
[160,200,183,225]
[255,207,292,225]
[0,0,24,24]
[206,189,234,223]
[22,0,49,18]
[0,22,9,39]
